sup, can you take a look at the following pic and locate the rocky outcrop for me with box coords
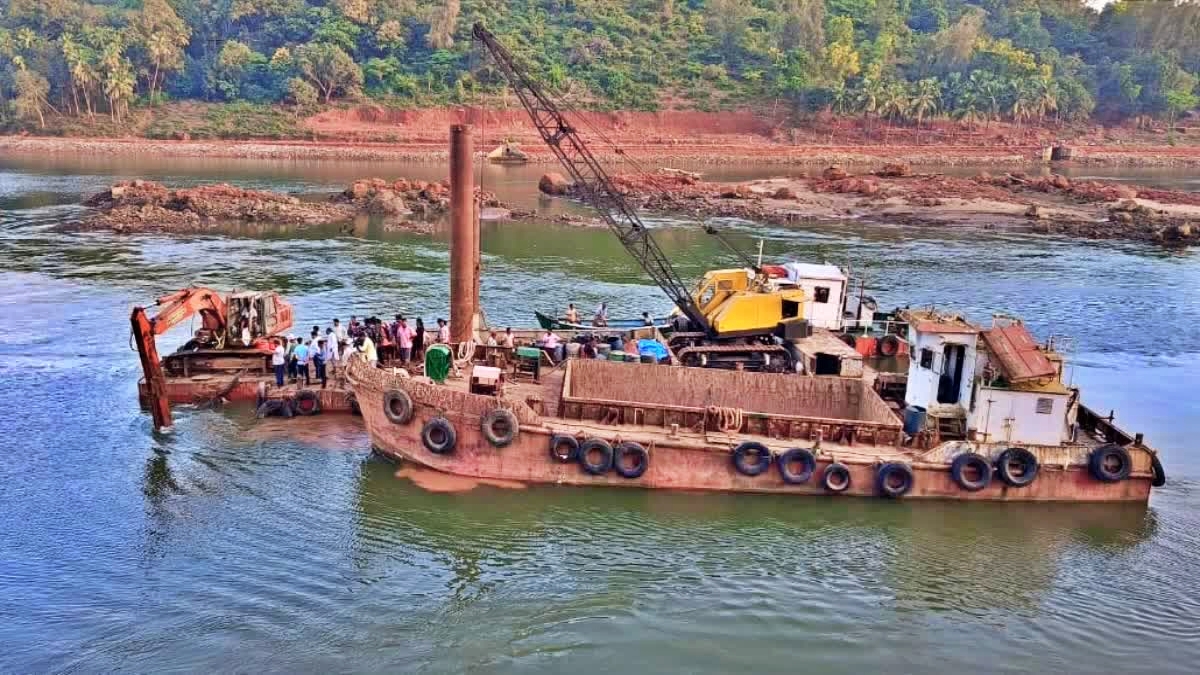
[79,180,355,233]
[538,172,572,195]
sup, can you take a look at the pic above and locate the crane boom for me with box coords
[472,23,708,332]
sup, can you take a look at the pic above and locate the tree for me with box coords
[427,0,460,49]
[13,68,50,127]
[909,77,941,127]
[134,0,191,101]
[293,42,362,103]
[286,77,318,106]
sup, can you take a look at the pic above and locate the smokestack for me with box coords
[449,124,476,344]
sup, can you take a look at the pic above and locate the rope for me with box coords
[707,405,744,433]
[451,338,478,377]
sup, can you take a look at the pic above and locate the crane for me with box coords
[473,24,804,371]
[472,23,709,333]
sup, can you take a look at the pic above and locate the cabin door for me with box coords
[937,344,966,404]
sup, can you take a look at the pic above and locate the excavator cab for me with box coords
[690,268,807,338]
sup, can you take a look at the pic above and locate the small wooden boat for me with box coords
[534,310,672,332]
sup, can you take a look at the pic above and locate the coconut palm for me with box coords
[954,91,985,128]
[879,80,909,124]
[855,77,883,129]
[908,77,941,128]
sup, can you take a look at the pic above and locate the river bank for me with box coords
[5,131,1200,168]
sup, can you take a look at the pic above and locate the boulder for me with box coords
[1024,204,1044,220]
[1113,185,1138,200]
[349,180,371,200]
[538,172,571,195]
[875,162,912,178]
[1050,174,1072,190]
[822,165,849,181]
[772,186,798,200]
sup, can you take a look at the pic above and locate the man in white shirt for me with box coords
[272,338,286,386]
[332,318,346,343]
[324,328,339,372]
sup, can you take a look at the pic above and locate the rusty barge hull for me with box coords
[348,357,1155,502]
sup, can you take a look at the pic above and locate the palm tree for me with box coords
[831,83,852,115]
[908,78,941,128]
[855,77,883,130]
[104,64,135,124]
[967,71,1003,128]
[1032,77,1058,123]
[879,80,909,124]
[954,91,984,129]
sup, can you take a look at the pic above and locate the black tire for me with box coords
[421,417,456,455]
[777,448,817,484]
[1151,453,1167,488]
[256,400,289,419]
[1089,443,1132,483]
[294,390,321,416]
[878,335,901,357]
[876,462,915,498]
[383,389,414,425]
[822,462,852,493]
[578,438,614,475]
[549,435,579,463]
[481,409,519,448]
[995,447,1039,488]
[732,441,772,476]
[613,442,650,479]
[950,452,993,492]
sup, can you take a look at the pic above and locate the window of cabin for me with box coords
[814,286,831,304]
[1036,398,1054,414]
[919,348,934,370]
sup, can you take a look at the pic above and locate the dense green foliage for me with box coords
[2,0,1199,131]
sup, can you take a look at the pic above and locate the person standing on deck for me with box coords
[324,328,339,373]
[285,335,298,381]
[332,318,346,343]
[349,316,363,339]
[272,338,286,387]
[413,318,426,361]
[340,338,354,370]
[541,330,563,362]
[394,317,415,363]
[294,339,311,386]
[436,318,450,344]
[642,312,654,326]
[502,327,515,349]
[359,334,378,367]
[240,319,253,347]
[565,303,580,324]
[487,331,498,347]
[314,338,328,388]
[623,335,639,357]
[594,302,609,327]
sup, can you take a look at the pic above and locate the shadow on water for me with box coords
[352,458,1156,617]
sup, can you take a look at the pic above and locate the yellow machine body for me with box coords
[691,269,806,337]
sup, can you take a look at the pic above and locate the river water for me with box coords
[1,154,1198,673]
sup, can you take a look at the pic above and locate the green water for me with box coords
[1,154,1198,673]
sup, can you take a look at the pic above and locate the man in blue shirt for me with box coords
[294,339,310,386]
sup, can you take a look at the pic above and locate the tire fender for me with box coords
[481,409,519,448]
[421,417,457,454]
[383,389,414,425]
[732,441,772,476]
[777,448,817,484]
[613,442,650,479]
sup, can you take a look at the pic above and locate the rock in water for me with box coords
[875,163,912,178]
[539,172,571,195]
[822,165,849,181]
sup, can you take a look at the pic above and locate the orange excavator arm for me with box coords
[131,286,229,431]
[150,287,227,336]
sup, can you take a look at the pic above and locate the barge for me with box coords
[349,313,1165,502]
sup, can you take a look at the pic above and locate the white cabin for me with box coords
[772,263,847,330]
[966,320,1075,446]
[901,310,978,417]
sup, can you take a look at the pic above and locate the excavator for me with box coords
[472,24,808,372]
[132,286,293,429]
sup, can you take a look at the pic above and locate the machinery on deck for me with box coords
[131,287,294,429]
[473,24,805,372]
